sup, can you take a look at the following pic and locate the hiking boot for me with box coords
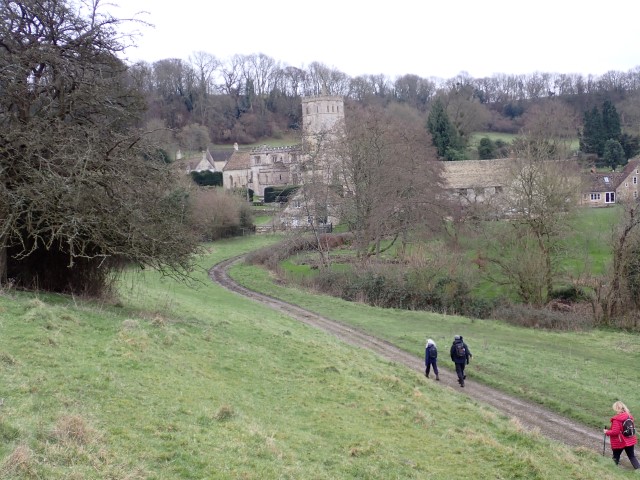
[463,375,466,379]
[460,382,464,387]
[435,375,440,381]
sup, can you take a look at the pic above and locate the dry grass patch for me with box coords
[214,404,235,421]
[51,414,93,445]
[0,444,36,477]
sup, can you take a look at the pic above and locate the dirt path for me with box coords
[210,257,610,458]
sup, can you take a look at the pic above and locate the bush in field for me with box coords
[308,265,494,318]
[493,304,593,330]
[190,171,223,187]
[191,189,254,240]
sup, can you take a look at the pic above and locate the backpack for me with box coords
[429,346,437,359]
[454,342,466,358]
[622,415,636,437]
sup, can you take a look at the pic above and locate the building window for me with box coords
[327,105,329,112]
[332,105,335,112]
[626,183,629,187]
[635,191,638,199]
[605,192,615,203]
[306,107,310,114]
[254,156,261,165]
[634,176,638,185]
[590,193,601,201]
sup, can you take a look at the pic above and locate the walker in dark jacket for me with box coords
[450,335,472,387]
[424,338,439,380]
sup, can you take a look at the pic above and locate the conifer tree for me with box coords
[427,99,463,160]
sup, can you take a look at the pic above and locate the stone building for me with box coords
[222,95,345,200]
[581,158,640,207]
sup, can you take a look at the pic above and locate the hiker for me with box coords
[604,401,640,469]
[424,338,439,381]
[450,335,472,387]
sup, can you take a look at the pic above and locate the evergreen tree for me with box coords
[601,100,621,144]
[478,137,495,159]
[580,106,604,156]
[602,139,626,170]
[580,101,623,158]
[620,133,640,160]
[427,99,462,160]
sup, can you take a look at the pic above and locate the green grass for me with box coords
[280,207,622,300]
[470,131,518,146]
[231,254,640,431]
[0,235,631,479]
[253,214,274,226]
[469,131,580,152]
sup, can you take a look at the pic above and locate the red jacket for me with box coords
[606,412,637,449]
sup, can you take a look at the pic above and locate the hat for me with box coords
[454,335,461,340]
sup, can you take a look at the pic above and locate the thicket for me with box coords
[190,189,254,240]
[307,267,495,318]
[0,1,201,296]
[190,171,223,187]
[246,235,494,319]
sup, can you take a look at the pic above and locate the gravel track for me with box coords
[210,256,611,458]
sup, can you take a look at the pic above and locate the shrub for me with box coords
[190,171,223,187]
[549,285,589,302]
[191,188,255,240]
[307,265,492,318]
[493,304,593,330]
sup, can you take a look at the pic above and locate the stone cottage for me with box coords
[581,158,640,207]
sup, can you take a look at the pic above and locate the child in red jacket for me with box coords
[604,401,640,469]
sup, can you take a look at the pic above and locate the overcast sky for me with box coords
[110,0,640,80]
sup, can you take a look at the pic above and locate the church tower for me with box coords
[301,95,345,147]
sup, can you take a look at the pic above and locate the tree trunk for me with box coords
[0,238,7,286]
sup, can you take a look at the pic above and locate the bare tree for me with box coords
[189,51,220,125]
[602,203,640,322]
[482,138,583,304]
[520,99,579,158]
[0,0,200,294]
[333,103,446,258]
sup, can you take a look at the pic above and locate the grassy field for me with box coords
[0,236,631,478]
[231,261,640,429]
[469,131,581,153]
[279,207,623,301]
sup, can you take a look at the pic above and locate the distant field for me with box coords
[470,131,518,146]
[470,131,580,152]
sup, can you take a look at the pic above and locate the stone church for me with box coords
[222,94,345,199]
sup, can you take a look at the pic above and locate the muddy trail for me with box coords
[210,256,616,461]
